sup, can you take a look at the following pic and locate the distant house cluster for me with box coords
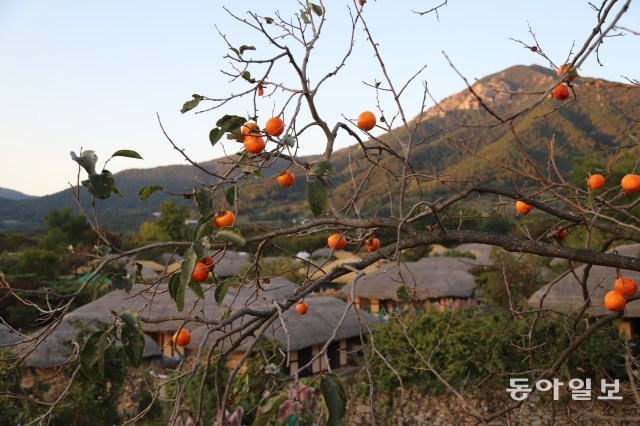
[3,244,496,379]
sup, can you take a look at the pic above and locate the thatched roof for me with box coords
[208,250,251,278]
[339,257,476,301]
[189,294,378,352]
[308,255,382,284]
[0,324,24,348]
[23,320,161,369]
[449,243,494,266]
[528,243,640,317]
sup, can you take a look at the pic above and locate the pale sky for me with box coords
[1,1,638,196]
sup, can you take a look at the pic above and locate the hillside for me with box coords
[0,187,34,201]
[1,64,638,233]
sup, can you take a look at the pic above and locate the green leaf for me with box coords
[215,277,234,305]
[181,94,203,113]
[168,273,185,311]
[83,170,115,199]
[229,47,239,56]
[306,178,327,217]
[241,71,253,82]
[252,170,263,179]
[310,3,323,16]
[300,10,310,24]
[112,274,134,293]
[320,373,347,426]
[119,310,145,368]
[238,45,256,55]
[283,134,296,147]
[216,115,246,131]
[193,217,213,241]
[214,227,246,247]
[138,184,164,202]
[111,149,143,160]
[265,17,274,24]
[209,128,224,146]
[70,150,98,175]
[193,236,210,258]
[309,161,336,176]
[193,188,212,217]
[189,280,206,299]
[181,247,197,296]
[225,186,237,207]
[80,331,112,383]
[111,185,124,197]
[253,393,288,426]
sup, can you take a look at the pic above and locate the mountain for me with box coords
[1,65,638,233]
[0,187,35,201]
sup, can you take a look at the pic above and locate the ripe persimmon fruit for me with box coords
[621,174,640,193]
[552,84,570,101]
[173,329,191,346]
[357,111,376,131]
[214,210,235,228]
[365,237,380,252]
[614,277,638,297]
[603,290,626,311]
[588,174,605,191]
[265,117,285,137]
[257,86,264,96]
[328,233,347,250]
[556,64,578,81]
[515,201,533,215]
[201,256,215,271]
[244,135,266,154]
[276,171,295,187]
[241,122,259,137]
[192,262,209,282]
[296,302,308,315]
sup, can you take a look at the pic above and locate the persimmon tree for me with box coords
[2,0,640,424]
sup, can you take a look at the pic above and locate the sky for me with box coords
[0,1,638,197]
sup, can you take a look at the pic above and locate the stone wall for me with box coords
[346,387,640,425]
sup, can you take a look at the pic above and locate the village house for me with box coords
[339,256,477,315]
[19,276,376,379]
[528,243,640,338]
[188,278,377,377]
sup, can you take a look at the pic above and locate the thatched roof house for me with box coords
[528,243,640,318]
[22,283,219,368]
[339,256,477,314]
[22,276,375,374]
[189,278,378,376]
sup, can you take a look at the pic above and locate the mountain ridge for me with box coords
[2,64,638,233]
